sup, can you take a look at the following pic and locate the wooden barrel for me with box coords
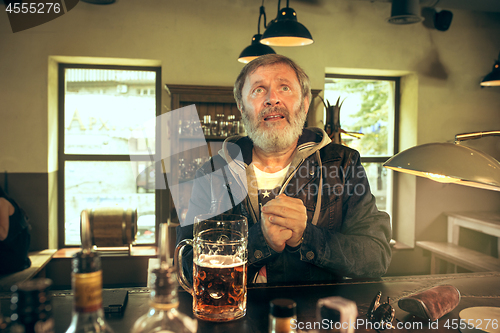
[87,207,137,247]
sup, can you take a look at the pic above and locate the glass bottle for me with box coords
[130,267,197,333]
[9,278,54,333]
[131,222,196,333]
[316,296,357,333]
[269,298,297,333]
[1,299,11,331]
[64,251,114,333]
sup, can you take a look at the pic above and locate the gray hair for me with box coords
[233,54,312,109]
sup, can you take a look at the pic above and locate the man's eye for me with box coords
[254,88,264,94]
[282,86,290,91]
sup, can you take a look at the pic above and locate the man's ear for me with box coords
[302,96,310,115]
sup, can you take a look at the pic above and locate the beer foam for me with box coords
[197,254,245,268]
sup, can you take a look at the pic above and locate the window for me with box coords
[59,65,161,247]
[324,75,399,220]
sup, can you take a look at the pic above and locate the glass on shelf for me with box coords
[190,114,246,138]
[183,120,194,136]
[216,114,225,136]
[192,120,203,136]
[226,121,234,136]
[178,119,204,137]
[210,120,218,136]
[178,120,183,135]
[178,156,210,182]
[202,115,211,135]
[227,115,235,135]
[178,158,187,180]
[220,121,229,137]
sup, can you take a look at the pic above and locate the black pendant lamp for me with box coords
[260,0,313,47]
[238,5,276,64]
[81,0,115,4]
[387,0,423,25]
[481,52,500,87]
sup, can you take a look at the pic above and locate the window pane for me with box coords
[64,69,156,155]
[324,78,395,157]
[64,161,156,246]
[361,162,391,213]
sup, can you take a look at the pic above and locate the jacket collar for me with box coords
[219,127,332,168]
[217,127,332,226]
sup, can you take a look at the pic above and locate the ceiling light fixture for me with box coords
[481,52,500,87]
[383,131,500,192]
[387,0,423,25]
[238,4,276,64]
[260,0,313,47]
[81,0,115,4]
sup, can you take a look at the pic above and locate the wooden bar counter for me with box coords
[1,272,499,333]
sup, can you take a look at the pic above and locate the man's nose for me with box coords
[265,89,281,106]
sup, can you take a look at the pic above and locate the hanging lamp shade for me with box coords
[383,140,500,192]
[261,7,313,47]
[238,34,276,64]
[81,0,115,4]
[481,56,500,87]
[387,0,423,25]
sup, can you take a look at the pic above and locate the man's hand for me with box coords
[261,209,292,252]
[262,194,307,248]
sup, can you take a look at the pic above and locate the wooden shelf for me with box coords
[53,246,157,259]
[417,241,500,273]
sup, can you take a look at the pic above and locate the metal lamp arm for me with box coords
[258,4,267,33]
[275,0,290,18]
[455,130,500,144]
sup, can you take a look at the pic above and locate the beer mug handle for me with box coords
[174,239,193,295]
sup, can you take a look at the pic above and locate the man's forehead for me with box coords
[246,63,299,84]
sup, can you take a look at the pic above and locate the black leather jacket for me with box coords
[176,128,392,284]
[0,197,31,274]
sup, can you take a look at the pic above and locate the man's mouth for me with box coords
[263,114,285,121]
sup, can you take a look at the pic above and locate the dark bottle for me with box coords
[9,278,54,333]
[64,251,114,333]
[269,298,297,333]
[316,296,358,333]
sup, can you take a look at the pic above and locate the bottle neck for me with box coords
[149,267,179,309]
[71,308,105,318]
[149,301,179,311]
[67,309,108,332]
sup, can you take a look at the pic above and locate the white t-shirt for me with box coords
[252,163,290,283]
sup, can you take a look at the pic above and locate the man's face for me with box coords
[239,63,310,153]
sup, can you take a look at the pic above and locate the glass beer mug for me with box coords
[175,214,248,322]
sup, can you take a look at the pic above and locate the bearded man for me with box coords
[176,54,392,284]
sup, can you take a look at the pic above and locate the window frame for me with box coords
[324,73,400,227]
[57,63,162,248]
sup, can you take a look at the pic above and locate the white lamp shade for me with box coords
[383,142,500,191]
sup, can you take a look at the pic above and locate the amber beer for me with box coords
[175,214,248,322]
[193,254,247,321]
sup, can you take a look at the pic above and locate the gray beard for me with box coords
[241,104,307,153]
